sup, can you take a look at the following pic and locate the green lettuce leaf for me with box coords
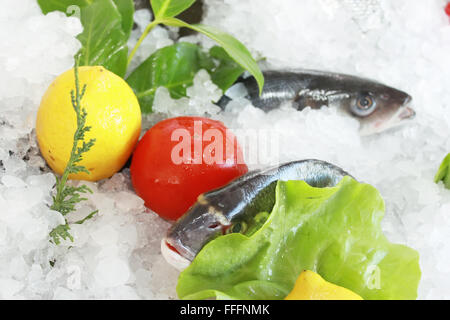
[435,153,450,189]
[177,177,421,300]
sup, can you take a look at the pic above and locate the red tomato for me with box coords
[130,116,248,221]
[446,2,450,17]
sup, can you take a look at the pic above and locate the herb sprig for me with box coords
[49,57,98,245]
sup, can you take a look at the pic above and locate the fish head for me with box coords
[164,195,231,265]
[333,78,414,135]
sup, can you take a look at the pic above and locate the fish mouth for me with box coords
[386,104,416,128]
[161,238,192,270]
[398,106,416,120]
[163,222,225,268]
[165,234,197,261]
[396,94,415,120]
[359,102,416,136]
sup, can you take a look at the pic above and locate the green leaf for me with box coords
[177,177,421,300]
[112,0,134,38]
[435,153,450,189]
[126,42,248,113]
[37,0,91,14]
[209,46,245,92]
[126,42,215,113]
[37,0,132,77]
[37,0,134,39]
[77,0,129,77]
[162,17,264,94]
[150,0,196,18]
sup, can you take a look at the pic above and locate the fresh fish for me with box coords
[162,159,351,269]
[218,70,415,135]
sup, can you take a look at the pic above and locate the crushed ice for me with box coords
[1,0,450,299]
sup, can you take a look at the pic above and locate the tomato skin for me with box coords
[446,2,450,17]
[130,116,248,221]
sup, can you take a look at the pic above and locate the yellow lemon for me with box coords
[36,66,141,181]
[285,270,363,300]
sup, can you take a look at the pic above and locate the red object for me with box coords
[446,2,450,17]
[130,116,248,221]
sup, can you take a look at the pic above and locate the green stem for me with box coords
[127,19,161,67]
[52,63,84,210]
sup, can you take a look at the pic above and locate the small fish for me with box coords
[162,159,351,269]
[218,70,415,135]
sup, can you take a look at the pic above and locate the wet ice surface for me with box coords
[1,0,450,299]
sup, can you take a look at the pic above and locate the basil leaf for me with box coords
[126,42,215,113]
[37,0,133,77]
[150,0,196,19]
[209,46,245,92]
[37,0,91,14]
[113,0,134,38]
[162,17,264,94]
[77,0,128,77]
[37,0,134,30]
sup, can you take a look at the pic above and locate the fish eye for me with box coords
[351,93,377,117]
[227,221,247,234]
[357,95,373,110]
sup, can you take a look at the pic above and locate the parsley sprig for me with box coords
[49,58,98,245]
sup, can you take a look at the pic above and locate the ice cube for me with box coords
[94,257,130,288]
